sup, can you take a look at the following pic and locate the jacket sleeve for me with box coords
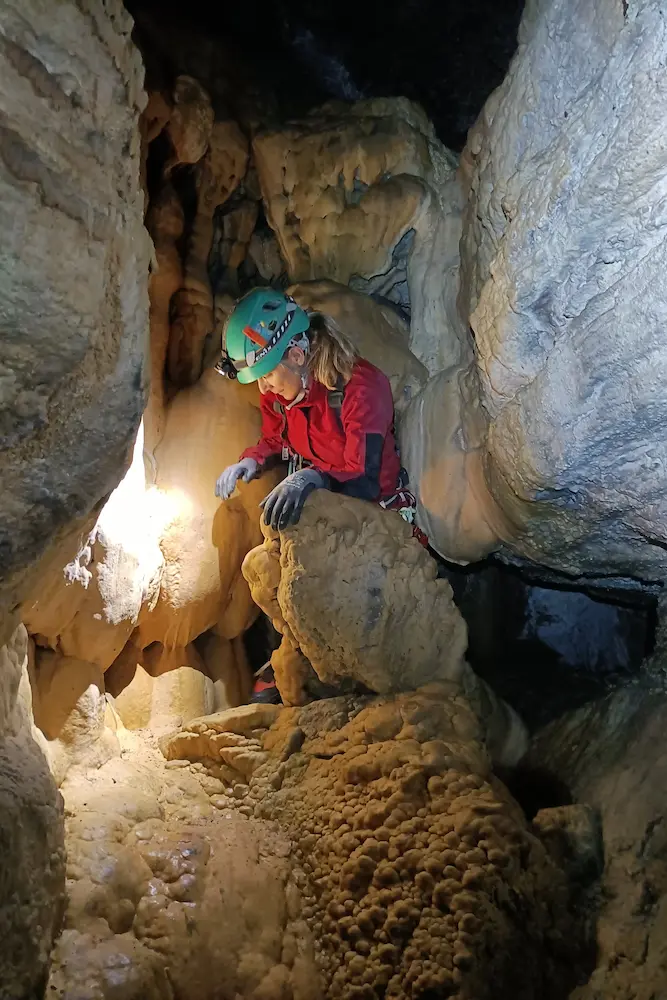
[240,392,284,466]
[326,371,394,500]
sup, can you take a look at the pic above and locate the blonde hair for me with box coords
[305,312,358,389]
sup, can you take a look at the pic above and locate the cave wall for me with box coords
[529,682,667,999]
[0,3,153,994]
[455,0,667,581]
[0,624,66,998]
[0,0,152,643]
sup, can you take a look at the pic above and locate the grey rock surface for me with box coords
[0,0,151,637]
[529,679,667,999]
[456,0,667,580]
[0,624,66,999]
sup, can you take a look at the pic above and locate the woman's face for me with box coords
[257,347,306,400]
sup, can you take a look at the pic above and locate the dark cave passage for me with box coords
[126,0,525,150]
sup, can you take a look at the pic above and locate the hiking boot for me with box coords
[249,661,282,705]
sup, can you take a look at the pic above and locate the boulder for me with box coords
[242,490,468,701]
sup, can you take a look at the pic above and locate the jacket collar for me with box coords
[272,378,326,409]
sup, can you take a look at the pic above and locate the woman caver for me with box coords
[214,287,426,703]
[214,287,423,530]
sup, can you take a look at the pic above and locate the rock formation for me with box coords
[165,75,214,170]
[22,371,281,763]
[440,0,667,581]
[6,2,667,996]
[399,364,507,564]
[242,491,468,702]
[0,625,66,998]
[525,676,667,1000]
[528,679,667,1000]
[169,120,249,386]
[144,182,184,452]
[289,280,428,418]
[0,4,152,995]
[253,99,469,374]
[155,692,593,999]
[48,707,319,1000]
[0,0,152,642]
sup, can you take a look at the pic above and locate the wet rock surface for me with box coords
[48,723,318,1000]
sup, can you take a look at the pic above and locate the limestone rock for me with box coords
[182,702,284,738]
[0,626,66,998]
[289,279,428,418]
[49,736,318,999]
[141,90,172,147]
[399,363,506,562]
[197,632,253,710]
[165,75,214,169]
[108,652,215,731]
[247,228,286,283]
[144,180,185,452]
[0,0,152,639]
[136,369,281,650]
[23,370,279,688]
[528,681,667,1000]
[169,120,249,385]
[455,0,667,580]
[254,98,468,372]
[165,687,590,999]
[242,490,468,699]
[30,647,104,741]
[139,90,172,198]
[23,422,165,672]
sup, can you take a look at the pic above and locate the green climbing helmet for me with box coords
[224,288,310,384]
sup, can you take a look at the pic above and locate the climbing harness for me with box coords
[378,468,429,548]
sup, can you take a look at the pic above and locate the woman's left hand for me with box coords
[260,469,329,531]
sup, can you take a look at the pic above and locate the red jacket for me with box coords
[241,359,401,501]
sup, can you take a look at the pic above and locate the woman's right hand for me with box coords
[215,457,260,499]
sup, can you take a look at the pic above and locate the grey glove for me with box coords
[260,468,329,530]
[215,457,260,499]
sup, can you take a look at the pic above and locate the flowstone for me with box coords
[160,690,594,999]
